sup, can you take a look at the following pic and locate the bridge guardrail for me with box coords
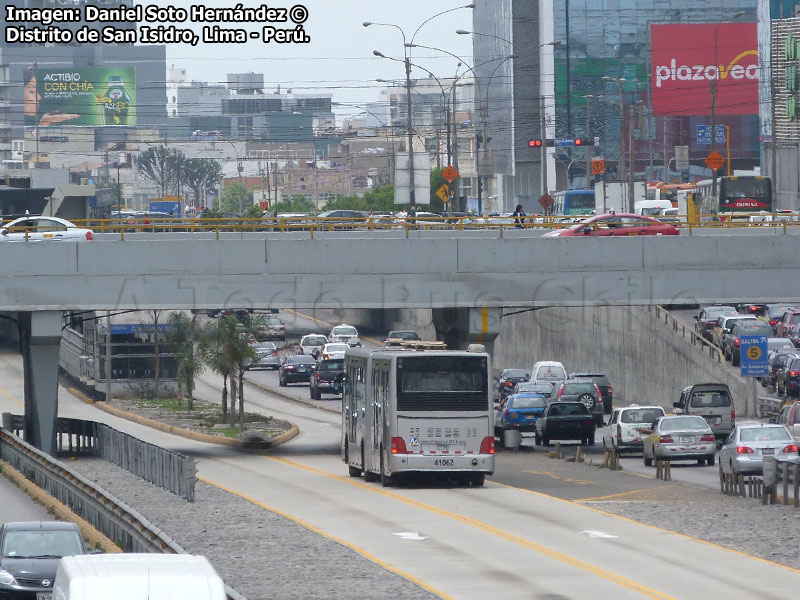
[757,396,787,420]
[3,413,196,501]
[0,427,244,600]
[650,306,725,363]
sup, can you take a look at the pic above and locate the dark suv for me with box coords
[0,521,87,599]
[310,358,344,399]
[569,372,613,416]
[555,380,604,426]
[777,356,800,398]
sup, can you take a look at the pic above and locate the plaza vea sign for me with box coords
[651,23,759,116]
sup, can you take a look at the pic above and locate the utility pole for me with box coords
[585,95,591,187]
[663,117,669,181]
[628,103,635,213]
[540,95,548,197]
[405,55,417,214]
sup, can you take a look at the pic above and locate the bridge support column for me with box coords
[432,307,501,357]
[19,311,62,456]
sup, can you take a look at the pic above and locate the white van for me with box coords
[634,199,672,216]
[529,361,567,387]
[53,554,227,600]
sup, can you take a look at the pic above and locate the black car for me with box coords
[0,521,87,599]
[534,401,596,446]
[728,321,774,366]
[569,372,613,416]
[495,369,531,402]
[278,355,317,386]
[310,358,344,399]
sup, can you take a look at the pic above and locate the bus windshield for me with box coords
[720,178,771,211]
[396,355,488,411]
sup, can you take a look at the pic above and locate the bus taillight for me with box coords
[480,436,495,455]
[391,437,407,454]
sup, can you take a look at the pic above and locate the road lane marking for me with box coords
[262,456,676,600]
[577,488,654,502]
[489,480,800,574]
[0,383,23,407]
[524,469,596,485]
[199,476,453,600]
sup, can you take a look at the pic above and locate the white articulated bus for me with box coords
[341,343,495,486]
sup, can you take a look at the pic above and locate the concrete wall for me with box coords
[491,305,751,416]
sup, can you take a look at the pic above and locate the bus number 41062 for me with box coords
[434,459,455,467]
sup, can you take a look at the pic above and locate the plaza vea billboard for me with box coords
[651,23,758,116]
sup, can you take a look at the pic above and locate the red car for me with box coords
[542,213,679,237]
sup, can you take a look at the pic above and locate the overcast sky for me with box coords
[165,0,475,114]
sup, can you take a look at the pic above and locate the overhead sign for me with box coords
[704,150,725,171]
[675,145,689,171]
[696,125,726,145]
[435,184,449,202]
[741,335,768,376]
[394,152,431,205]
[591,158,605,175]
[29,67,136,127]
[651,23,758,116]
[441,165,459,183]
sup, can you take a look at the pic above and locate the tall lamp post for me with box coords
[711,11,746,201]
[601,76,629,209]
[364,4,474,213]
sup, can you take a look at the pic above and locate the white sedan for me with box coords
[320,343,348,360]
[0,216,94,241]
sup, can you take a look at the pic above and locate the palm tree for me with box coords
[166,311,204,411]
[198,317,236,422]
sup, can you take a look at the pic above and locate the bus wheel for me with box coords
[380,450,392,487]
[470,474,485,487]
[362,445,377,482]
[346,442,361,477]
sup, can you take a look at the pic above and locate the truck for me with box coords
[593,180,645,214]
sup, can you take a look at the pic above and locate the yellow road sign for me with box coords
[436,184,450,202]
[747,346,762,361]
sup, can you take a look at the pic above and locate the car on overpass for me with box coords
[694,305,738,343]
[718,424,797,476]
[541,213,679,237]
[642,415,716,467]
[728,320,773,366]
[0,216,93,242]
[776,309,800,339]
[760,304,797,333]
[713,314,757,349]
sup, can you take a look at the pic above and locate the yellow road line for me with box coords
[0,382,23,407]
[263,456,676,600]
[523,469,596,485]
[577,488,654,502]
[199,476,453,600]
[489,480,800,574]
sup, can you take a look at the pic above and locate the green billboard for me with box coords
[25,67,136,127]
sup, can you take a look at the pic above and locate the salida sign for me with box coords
[651,23,758,116]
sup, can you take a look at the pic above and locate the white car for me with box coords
[320,342,348,360]
[329,324,360,347]
[0,215,93,241]
[300,334,327,358]
[603,405,666,454]
[529,361,567,387]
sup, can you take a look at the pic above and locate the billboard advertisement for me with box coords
[25,67,136,127]
[651,23,758,116]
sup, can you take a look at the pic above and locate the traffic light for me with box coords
[574,138,594,146]
[528,139,542,148]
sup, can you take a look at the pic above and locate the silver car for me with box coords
[513,381,554,401]
[642,415,716,466]
[247,342,280,370]
[718,424,798,476]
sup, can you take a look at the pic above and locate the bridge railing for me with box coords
[650,306,725,363]
[0,428,244,600]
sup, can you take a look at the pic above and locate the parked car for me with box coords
[310,358,345,400]
[718,424,798,476]
[713,314,757,349]
[0,216,93,242]
[534,401,596,446]
[695,306,738,343]
[256,316,285,341]
[776,401,800,442]
[603,405,666,454]
[513,381,554,400]
[569,372,613,415]
[316,209,368,229]
[0,521,87,599]
[763,351,800,390]
[529,361,567,387]
[320,342,348,360]
[554,380,604,426]
[246,341,280,370]
[278,355,316,386]
[384,330,421,343]
[300,334,328,358]
[727,320,773,366]
[642,415,716,466]
[776,356,800,398]
[760,304,797,333]
[541,213,679,237]
[495,369,531,402]
[329,324,360,347]
[674,383,735,440]
[776,310,800,339]
[495,393,548,437]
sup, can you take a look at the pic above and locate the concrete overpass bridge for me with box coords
[3,230,799,454]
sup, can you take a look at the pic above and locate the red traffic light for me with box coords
[528,139,542,148]
[574,138,583,146]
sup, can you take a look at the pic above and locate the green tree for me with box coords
[183,158,222,208]
[220,182,252,214]
[166,311,204,411]
[429,167,446,213]
[198,316,236,422]
[269,196,314,214]
[137,146,185,198]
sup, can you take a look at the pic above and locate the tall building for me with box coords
[473,0,760,212]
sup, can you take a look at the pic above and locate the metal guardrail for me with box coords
[650,306,725,363]
[3,413,196,501]
[0,427,245,600]
[757,396,787,420]
[762,455,800,507]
